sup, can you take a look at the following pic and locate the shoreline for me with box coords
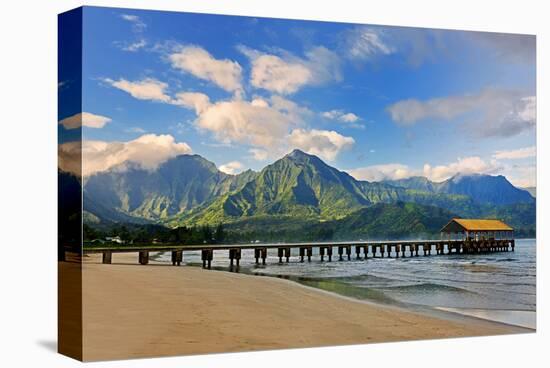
[151,249,537,331]
[214,265,536,331]
[80,254,531,361]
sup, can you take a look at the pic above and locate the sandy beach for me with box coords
[79,253,529,361]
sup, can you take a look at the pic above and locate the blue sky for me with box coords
[59,6,536,187]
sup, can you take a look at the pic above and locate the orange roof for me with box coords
[441,218,513,232]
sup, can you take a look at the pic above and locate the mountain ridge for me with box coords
[82,150,535,237]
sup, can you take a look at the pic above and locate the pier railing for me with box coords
[78,239,515,269]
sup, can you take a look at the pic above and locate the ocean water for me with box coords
[157,239,536,329]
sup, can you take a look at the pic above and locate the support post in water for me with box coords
[261,247,267,264]
[284,247,291,263]
[201,249,213,269]
[171,250,183,266]
[229,248,241,269]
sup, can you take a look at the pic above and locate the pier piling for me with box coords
[138,251,149,265]
[299,247,306,262]
[229,248,241,269]
[285,247,291,263]
[171,250,182,266]
[201,249,213,269]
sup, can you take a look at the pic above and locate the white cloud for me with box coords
[249,148,269,161]
[288,128,354,161]
[104,78,171,102]
[322,109,360,123]
[348,163,416,182]
[340,113,360,123]
[248,53,311,95]
[493,146,536,160]
[59,112,112,129]
[172,92,211,114]
[422,156,500,182]
[348,152,535,187]
[175,92,348,161]
[120,14,146,32]
[219,161,245,175]
[238,45,341,95]
[387,89,536,137]
[169,46,243,94]
[348,156,501,183]
[121,39,147,52]
[175,93,310,150]
[194,99,297,147]
[59,134,192,177]
[342,26,394,61]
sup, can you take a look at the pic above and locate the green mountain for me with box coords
[218,202,457,242]
[386,173,534,206]
[171,149,404,226]
[84,155,257,222]
[325,202,457,240]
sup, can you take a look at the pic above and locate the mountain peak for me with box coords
[449,173,505,183]
[287,149,311,158]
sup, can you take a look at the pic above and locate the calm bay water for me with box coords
[158,239,536,329]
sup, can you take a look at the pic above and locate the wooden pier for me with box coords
[82,238,515,269]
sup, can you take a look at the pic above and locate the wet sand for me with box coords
[79,253,530,361]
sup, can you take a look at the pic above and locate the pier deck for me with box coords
[79,238,515,269]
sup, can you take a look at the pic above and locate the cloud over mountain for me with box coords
[288,129,355,161]
[59,134,192,176]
